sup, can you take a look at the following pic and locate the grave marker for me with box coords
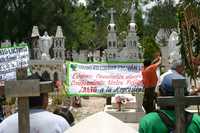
[157,79,200,133]
[4,68,53,133]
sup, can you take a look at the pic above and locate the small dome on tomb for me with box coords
[129,22,136,32]
[107,23,116,32]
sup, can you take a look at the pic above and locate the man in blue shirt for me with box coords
[139,60,200,133]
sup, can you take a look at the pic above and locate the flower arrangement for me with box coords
[115,95,129,111]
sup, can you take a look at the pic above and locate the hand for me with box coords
[152,56,161,64]
[191,56,200,66]
[190,87,200,95]
[196,87,200,93]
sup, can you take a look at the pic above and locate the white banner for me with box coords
[0,46,29,81]
[66,62,144,96]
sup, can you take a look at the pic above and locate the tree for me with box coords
[31,0,76,46]
[0,0,32,43]
[86,0,134,49]
[178,2,200,82]
[141,36,160,60]
[144,0,178,37]
[70,5,95,50]
[0,0,96,50]
[134,0,144,40]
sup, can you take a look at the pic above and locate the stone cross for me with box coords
[4,68,53,133]
[108,8,116,24]
[157,79,200,133]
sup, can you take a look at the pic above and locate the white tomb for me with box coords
[104,94,145,123]
[104,3,142,62]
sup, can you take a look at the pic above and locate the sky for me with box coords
[78,0,180,7]
[78,0,86,6]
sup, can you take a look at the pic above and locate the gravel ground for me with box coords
[71,97,106,122]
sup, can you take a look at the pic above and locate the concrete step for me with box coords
[104,105,145,123]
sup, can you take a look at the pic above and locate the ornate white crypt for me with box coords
[104,3,142,62]
[30,26,66,81]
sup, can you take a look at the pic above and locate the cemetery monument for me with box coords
[30,26,66,81]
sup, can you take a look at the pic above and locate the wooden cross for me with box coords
[157,79,200,133]
[108,8,116,23]
[4,68,53,133]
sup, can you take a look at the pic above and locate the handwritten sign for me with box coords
[66,62,144,96]
[0,46,29,81]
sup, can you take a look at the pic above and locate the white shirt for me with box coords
[0,109,70,133]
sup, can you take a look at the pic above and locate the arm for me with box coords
[152,56,162,67]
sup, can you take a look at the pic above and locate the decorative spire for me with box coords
[31,26,40,37]
[55,26,64,38]
[108,8,116,24]
[128,1,136,32]
[130,1,136,23]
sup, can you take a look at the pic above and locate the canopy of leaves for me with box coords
[70,5,95,50]
[86,0,134,49]
[145,1,178,37]
[0,0,95,50]
[141,36,160,60]
[178,2,200,80]
[0,0,32,42]
[0,0,179,60]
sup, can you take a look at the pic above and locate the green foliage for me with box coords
[135,7,144,39]
[179,0,200,6]
[144,1,178,37]
[86,0,133,49]
[32,0,95,50]
[177,2,200,80]
[70,6,95,50]
[141,36,160,60]
[0,0,95,50]
[0,0,32,42]
[0,0,179,56]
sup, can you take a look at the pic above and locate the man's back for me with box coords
[0,109,70,133]
[139,110,200,133]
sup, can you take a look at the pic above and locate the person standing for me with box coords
[0,86,5,122]
[0,93,70,133]
[139,60,200,133]
[142,56,161,114]
[0,73,70,133]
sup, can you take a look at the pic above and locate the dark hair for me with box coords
[29,95,44,108]
[143,58,151,67]
[27,72,47,108]
[54,107,75,126]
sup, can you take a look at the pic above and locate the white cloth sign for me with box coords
[66,62,144,96]
[0,46,29,81]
